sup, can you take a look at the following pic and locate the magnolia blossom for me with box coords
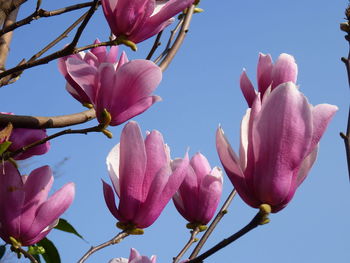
[58,42,162,126]
[58,39,119,104]
[103,121,189,228]
[0,113,50,160]
[101,0,195,44]
[216,82,337,212]
[109,248,156,263]
[240,53,298,107]
[0,162,75,246]
[173,153,223,225]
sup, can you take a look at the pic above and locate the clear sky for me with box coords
[0,0,349,263]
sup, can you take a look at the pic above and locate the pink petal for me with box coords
[21,182,75,244]
[118,121,147,221]
[115,0,155,36]
[196,169,223,224]
[240,70,256,107]
[0,162,24,242]
[190,153,212,184]
[102,180,124,221]
[109,95,161,126]
[297,146,318,186]
[129,248,141,261]
[173,164,199,222]
[257,53,273,95]
[19,166,53,236]
[96,60,162,125]
[133,165,171,228]
[252,82,313,205]
[271,53,298,89]
[308,104,338,154]
[135,153,189,228]
[66,57,98,103]
[143,130,169,201]
[9,128,50,160]
[216,127,259,207]
[106,143,121,197]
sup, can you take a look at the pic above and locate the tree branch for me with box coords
[173,227,200,263]
[0,3,19,70]
[0,109,96,129]
[0,1,96,36]
[159,5,195,71]
[0,0,99,85]
[189,190,236,259]
[187,205,271,263]
[77,231,129,263]
[340,4,350,181]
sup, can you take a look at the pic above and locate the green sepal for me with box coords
[28,245,45,255]
[37,238,60,263]
[0,141,11,155]
[116,222,144,235]
[186,223,207,232]
[54,218,84,240]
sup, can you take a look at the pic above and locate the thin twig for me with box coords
[0,109,95,129]
[0,0,99,83]
[0,1,96,36]
[159,5,195,71]
[154,19,183,64]
[340,4,350,181]
[28,11,88,62]
[189,190,236,259]
[173,227,200,263]
[146,31,163,60]
[78,231,129,263]
[5,123,109,159]
[187,205,271,263]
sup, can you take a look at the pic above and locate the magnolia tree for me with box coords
[0,0,345,263]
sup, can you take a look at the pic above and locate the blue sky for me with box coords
[0,0,349,262]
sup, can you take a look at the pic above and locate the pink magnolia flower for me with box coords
[0,162,75,246]
[240,53,298,107]
[0,113,50,160]
[103,121,189,228]
[101,0,195,44]
[58,39,119,104]
[173,153,223,225]
[216,82,337,212]
[9,128,50,160]
[59,43,162,126]
[109,248,156,263]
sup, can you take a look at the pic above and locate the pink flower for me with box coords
[58,39,119,104]
[173,153,223,225]
[216,82,337,212]
[101,0,195,43]
[103,121,189,228]
[109,248,156,263]
[9,128,50,160]
[240,53,298,107]
[0,113,50,160]
[58,43,162,126]
[0,162,75,246]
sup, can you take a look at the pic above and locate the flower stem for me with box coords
[189,189,236,259]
